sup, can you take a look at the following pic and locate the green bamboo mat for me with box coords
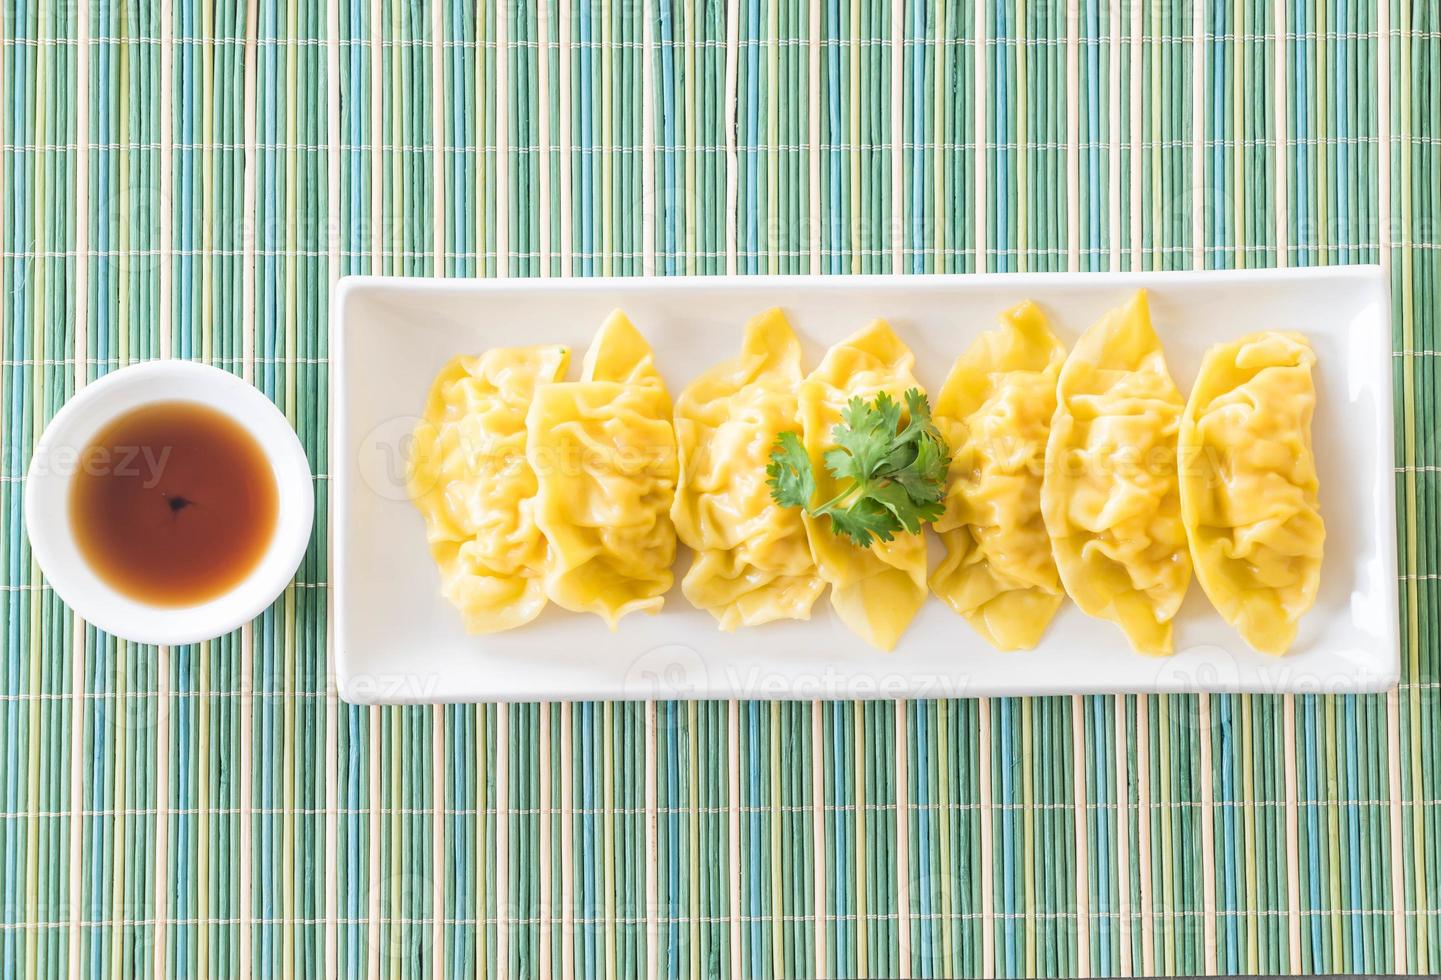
[0,0,1436,977]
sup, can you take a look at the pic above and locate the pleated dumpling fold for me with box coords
[408,345,571,633]
[797,320,929,651]
[527,311,679,628]
[1041,290,1191,655]
[1179,332,1324,654]
[672,309,825,629]
[931,301,1068,650]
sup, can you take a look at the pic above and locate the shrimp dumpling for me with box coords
[408,345,570,632]
[527,311,678,628]
[931,301,1067,650]
[672,309,825,628]
[1179,332,1324,654]
[1041,290,1191,655]
[798,320,929,651]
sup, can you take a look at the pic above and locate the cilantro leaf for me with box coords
[897,389,934,443]
[765,430,814,509]
[866,482,928,533]
[890,431,950,504]
[767,387,952,548]
[828,395,895,483]
[826,496,902,546]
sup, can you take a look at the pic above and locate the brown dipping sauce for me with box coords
[69,401,279,607]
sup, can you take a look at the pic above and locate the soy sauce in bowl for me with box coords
[69,401,279,607]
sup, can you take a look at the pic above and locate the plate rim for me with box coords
[332,266,1398,704]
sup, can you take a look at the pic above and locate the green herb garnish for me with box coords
[766,388,951,547]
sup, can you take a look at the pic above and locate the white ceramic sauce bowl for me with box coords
[25,360,314,646]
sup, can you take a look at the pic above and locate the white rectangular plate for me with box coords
[334,270,1398,703]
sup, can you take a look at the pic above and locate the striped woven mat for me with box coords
[2,1,1436,977]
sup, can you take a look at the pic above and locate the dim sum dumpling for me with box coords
[672,309,825,628]
[527,311,678,628]
[408,345,570,632]
[798,320,928,651]
[1179,332,1323,654]
[582,306,667,389]
[1041,290,1191,655]
[931,301,1067,650]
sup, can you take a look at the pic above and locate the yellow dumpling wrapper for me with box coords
[528,311,678,628]
[1041,290,1191,655]
[408,344,570,633]
[672,309,825,629]
[798,320,929,651]
[931,301,1067,650]
[1179,332,1323,655]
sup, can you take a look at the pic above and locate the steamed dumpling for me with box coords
[1041,291,1191,655]
[1179,332,1323,654]
[931,302,1067,650]
[798,320,928,651]
[672,309,825,628]
[408,345,570,632]
[527,311,678,628]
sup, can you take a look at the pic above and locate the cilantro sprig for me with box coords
[766,389,951,547]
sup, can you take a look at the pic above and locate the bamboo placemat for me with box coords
[1,1,1435,976]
